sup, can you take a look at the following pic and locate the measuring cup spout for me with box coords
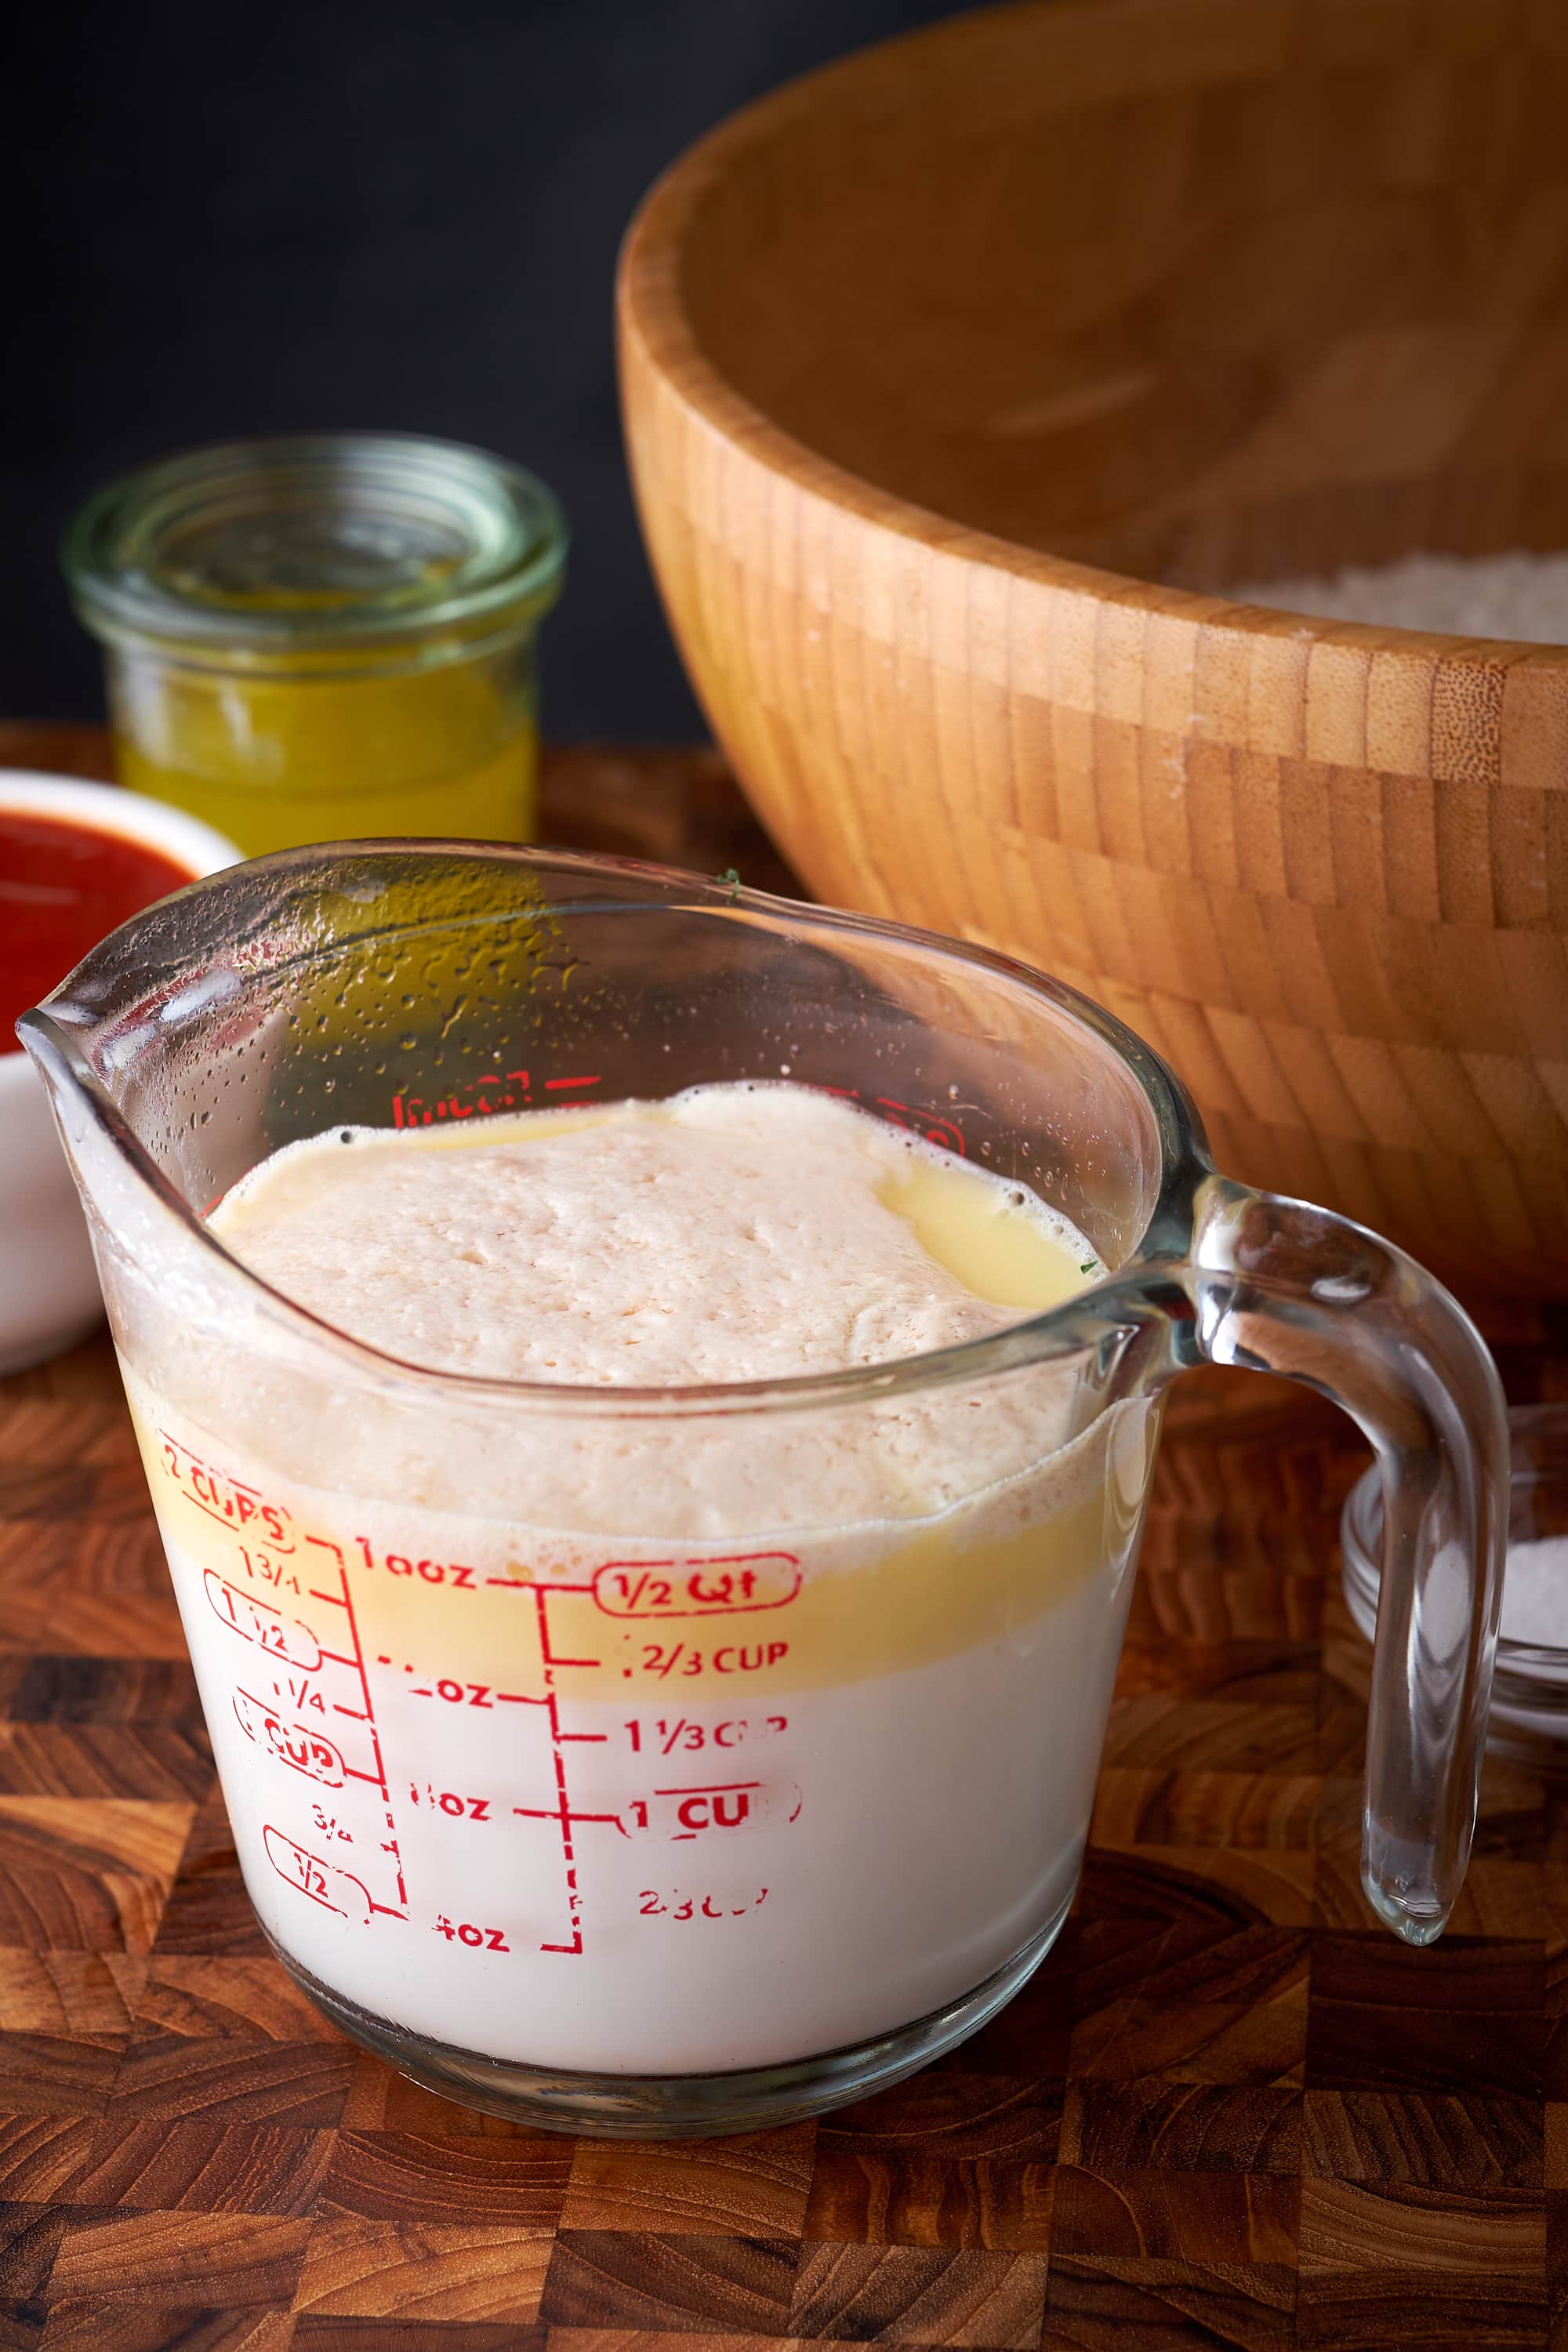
[20,1014,182,1299]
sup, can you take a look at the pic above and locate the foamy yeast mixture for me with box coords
[126,1085,1160,2072]
[212,1082,1092,1385]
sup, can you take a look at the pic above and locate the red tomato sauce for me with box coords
[2,809,191,1054]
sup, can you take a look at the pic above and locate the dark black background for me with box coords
[10,0,975,741]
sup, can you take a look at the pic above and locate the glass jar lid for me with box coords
[64,433,567,662]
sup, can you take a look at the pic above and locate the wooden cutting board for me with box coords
[1,722,1565,2349]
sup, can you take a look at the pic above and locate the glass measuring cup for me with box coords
[20,844,1508,2136]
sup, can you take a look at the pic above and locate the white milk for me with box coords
[123,1086,1157,2074]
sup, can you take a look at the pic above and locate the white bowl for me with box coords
[1,773,241,1377]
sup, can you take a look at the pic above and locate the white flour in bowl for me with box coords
[1228,550,1568,641]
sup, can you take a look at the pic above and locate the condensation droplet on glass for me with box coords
[398,1033,418,1051]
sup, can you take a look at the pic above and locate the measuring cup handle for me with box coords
[1175,1173,1508,1945]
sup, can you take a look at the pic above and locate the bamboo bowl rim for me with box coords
[617,1,1568,677]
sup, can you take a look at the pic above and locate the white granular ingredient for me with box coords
[1501,1537,1568,1649]
[1229,550,1568,643]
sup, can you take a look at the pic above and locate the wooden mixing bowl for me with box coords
[619,0,1568,1303]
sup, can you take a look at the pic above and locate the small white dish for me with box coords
[1,772,241,1376]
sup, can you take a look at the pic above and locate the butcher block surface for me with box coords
[0,720,1565,2349]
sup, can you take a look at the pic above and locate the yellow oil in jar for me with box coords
[67,434,565,862]
[111,645,539,858]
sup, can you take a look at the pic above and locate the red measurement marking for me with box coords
[637,1639,789,1680]
[511,1647,622,1896]
[262,1825,386,1921]
[274,1521,398,1905]
[515,1793,622,1828]
[340,1554,793,1962]
[233,1544,299,1595]
[330,1548,393,1824]
[484,1573,591,1592]
[639,1886,770,1920]
[653,1780,761,1798]
[809,1089,966,1156]
[390,1068,601,1126]
[874,1098,966,1156]
[537,1737,583,1955]
[661,1782,760,1835]
[413,1679,501,1708]
[627,1780,799,1840]
[233,1690,346,1786]
[394,1092,481,1129]
[354,1537,477,1588]
[434,1915,510,1951]
[624,1715,787,1755]
[593,1553,800,1619]
[502,1585,619,1956]
[408,1787,492,1820]
[158,1432,295,1548]
[203,1570,321,1671]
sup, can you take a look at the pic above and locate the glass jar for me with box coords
[64,434,567,858]
[1343,1404,1568,1771]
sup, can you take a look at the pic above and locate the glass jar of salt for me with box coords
[1344,1405,1568,1768]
